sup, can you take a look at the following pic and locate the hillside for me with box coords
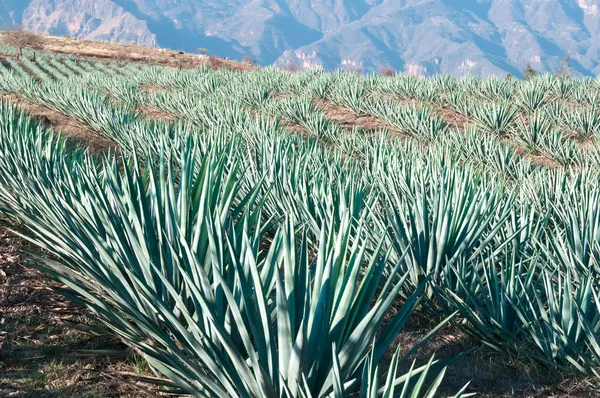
[0,31,253,70]
[1,0,600,76]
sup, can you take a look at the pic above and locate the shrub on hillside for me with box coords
[1,27,44,59]
[378,66,396,77]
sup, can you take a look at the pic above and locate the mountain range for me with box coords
[1,0,600,77]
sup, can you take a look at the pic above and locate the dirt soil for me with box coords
[136,106,175,122]
[0,226,163,397]
[317,100,401,133]
[435,105,471,130]
[3,94,118,156]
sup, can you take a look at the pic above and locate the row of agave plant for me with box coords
[7,49,600,109]
[72,64,600,168]
[0,54,600,395]
[0,102,469,397]
[3,62,600,173]
[1,97,600,390]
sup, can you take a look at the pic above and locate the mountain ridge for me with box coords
[1,0,599,77]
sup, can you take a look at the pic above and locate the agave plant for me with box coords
[513,112,554,154]
[234,84,273,109]
[543,101,567,122]
[0,102,465,397]
[279,98,319,126]
[378,163,514,292]
[513,271,600,373]
[456,127,528,180]
[438,254,538,352]
[392,75,420,99]
[331,84,367,116]
[552,77,574,100]
[535,130,578,167]
[366,100,447,142]
[473,101,518,136]
[399,105,448,142]
[518,82,548,112]
[544,185,600,278]
[572,86,589,104]
[480,77,514,101]
[565,108,600,140]
[575,146,600,168]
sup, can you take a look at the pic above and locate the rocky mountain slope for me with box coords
[1,0,600,77]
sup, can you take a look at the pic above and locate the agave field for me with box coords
[2,45,600,396]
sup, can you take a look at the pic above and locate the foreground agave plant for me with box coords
[444,258,600,375]
[0,103,464,397]
[378,162,514,292]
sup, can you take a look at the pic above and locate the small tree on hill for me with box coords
[282,61,300,72]
[554,55,571,79]
[115,47,130,67]
[1,27,45,59]
[198,48,208,55]
[523,62,539,80]
[343,64,363,75]
[378,67,396,77]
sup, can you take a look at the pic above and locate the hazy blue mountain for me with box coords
[1,0,600,77]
